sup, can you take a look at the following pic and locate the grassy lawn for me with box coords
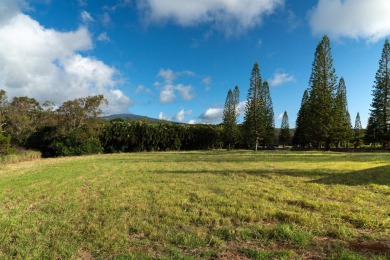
[0,151,389,259]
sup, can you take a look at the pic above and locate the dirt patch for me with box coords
[350,241,390,253]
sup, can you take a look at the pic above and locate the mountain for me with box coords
[101,113,160,122]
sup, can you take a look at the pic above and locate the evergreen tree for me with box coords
[332,77,352,147]
[244,62,262,151]
[353,112,364,147]
[365,116,379,146]
[293,89,310,147]
[223,87,239,150]
[367,38,390,148]
[307,35,338,149]
[233,85,240,112]
[261,81,275,145]
[279,111,290,147]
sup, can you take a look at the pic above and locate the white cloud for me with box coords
[277,113,284,120]
[176,84,195,101]
[0,4,132,114]
[81,10,94,24]
[135,85,152,94]
[175,109,192,122]
[137,0,284,35]
[158,68,177,83]
[237,101,246,115]
[199,108,223,124]
[159,112,169,120]
[159,109,192,122]
[309,0,390,42]
[159,84,176,104]
[157,68,196,83]
[269,72,296,87]
[156,68,196,103]
[97,32,111,42]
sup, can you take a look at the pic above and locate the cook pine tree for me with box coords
[332,77,352,147]
[244,63,275,150]
[306,35,338,150]
[279,111,290,147]
[261,81,275,146]
[353,112,364,147]
[244,63,262,151]
[222,86,240,150]
[366,38,390,148]
[293,89,310,147]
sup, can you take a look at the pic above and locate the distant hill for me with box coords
[101,113,160,122]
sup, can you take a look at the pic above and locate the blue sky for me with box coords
[1,0,390,127]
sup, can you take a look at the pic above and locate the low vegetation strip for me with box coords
[0,151,389,259]
[0,150,41,165]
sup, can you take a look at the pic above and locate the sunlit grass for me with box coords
[0,151,389,259]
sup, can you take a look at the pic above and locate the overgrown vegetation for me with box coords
[0,151,389,259]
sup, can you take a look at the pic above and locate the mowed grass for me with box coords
[0,151,389,259]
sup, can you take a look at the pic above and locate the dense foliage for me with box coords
[100,120,223,152]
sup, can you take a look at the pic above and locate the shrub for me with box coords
[0,133,12,155]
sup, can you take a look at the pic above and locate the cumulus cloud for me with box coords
[137,0,284,35]
[309,0,390,42]
[155,68,195,103]
[199,108,223,124]
[0,3,132,114]
[269,72,296,87]
[158,68,177,83]
[158,84,176,103]
[159,109,192,122]
[176,84,194,101]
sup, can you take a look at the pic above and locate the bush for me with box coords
[53,133,103,157]
[27,126,103,157]
[0,133,12,155]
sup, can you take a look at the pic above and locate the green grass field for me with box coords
[0,151,389,259]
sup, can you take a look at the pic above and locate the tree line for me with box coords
[222,35,389,150]
[1,35,390,157]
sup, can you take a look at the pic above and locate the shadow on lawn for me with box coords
[311,165,390,186]
[158,165,390,186]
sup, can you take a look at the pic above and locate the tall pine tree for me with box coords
[367,38,390,148]
[261,81,275,146]
[244,63,262,151]
[279,111,290,147]
[353,112,364,147]
[293,90,310,147]
[307,35,338,149]
[332,77,352,147]
[223,86,240,150]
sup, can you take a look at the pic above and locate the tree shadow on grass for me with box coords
[311,165,390,186]
[156,168,333,179]
[157,165,390,186]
